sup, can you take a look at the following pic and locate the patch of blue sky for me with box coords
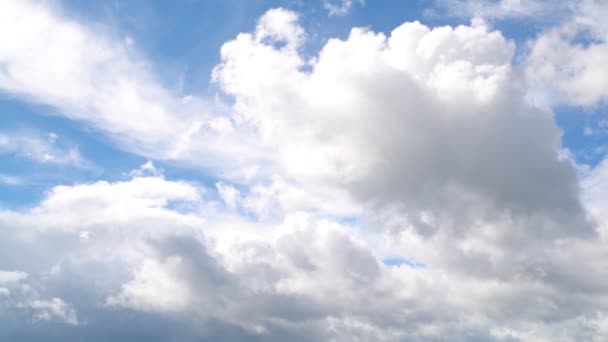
[382,256,427,269]
[554,104,608,168]
[57,1,464,90]
[0,96,145,208]
[59,0,301,97]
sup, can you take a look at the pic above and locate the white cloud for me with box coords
[0,270,28,285]
[432,0,575,21]
[214,11,591,242]
[525,0,608,107]
[0,131,86,166]
[322,0,363,16]
[256,8,304,50]
[129,161,163,178]
[106,256,191,313]
[216,182,241,209]
[0,0,187,153]
[240,176,361,219]
[0,176,202,233]
[0,163,604,340]
[0,0,254,172]
[0,174,22,186]
[18,297,79,325]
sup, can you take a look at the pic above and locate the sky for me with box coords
[1,0,608,341]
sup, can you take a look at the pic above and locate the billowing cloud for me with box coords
[214,11,592,242]
[0,160,606,340]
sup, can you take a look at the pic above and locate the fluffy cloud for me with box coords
[0,162,606,340]
[214,11,592,243]
[525,0,608,107]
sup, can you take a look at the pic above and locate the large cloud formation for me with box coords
[1,1,608,341]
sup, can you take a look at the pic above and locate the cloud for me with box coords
[0,0,255,172]
[0,131,86,166]
[0,178,442,338]
[0,177,202,233]
[214,11,592,242]
[322,0,363,16]
[128,161,163,178]
[0,270,28,284]
[431,0,573,20]
[0,163,605,340]
[105,256,192,313]
[18,298,79,325]
[0,174,21,186]
[0,0,187,153]
[216,182,241,209]
[525,0,608,107]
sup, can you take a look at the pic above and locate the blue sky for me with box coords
[1,0,608,341]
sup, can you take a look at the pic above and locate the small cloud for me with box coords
[48,132,57,143]
[124,36,134,46]
[322,0,363,16]
[431,0,569,20]
[0,131,88,167]
[216,182,241,209]
[79,231,91,240]
[129,161,163,178]
[18,298,79,325]
[0,174,22,186]
[0,270,28,284]
[181,95,193,104]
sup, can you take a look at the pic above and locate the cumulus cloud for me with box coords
[214,11,592,242]
[0,170,605,340]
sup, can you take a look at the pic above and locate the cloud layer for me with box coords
[1,0,608,341]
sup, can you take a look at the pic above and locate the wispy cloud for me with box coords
[322,0,364,16]
[0,131,87,167]
[432,0,572,20]
[0,174,22,186]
